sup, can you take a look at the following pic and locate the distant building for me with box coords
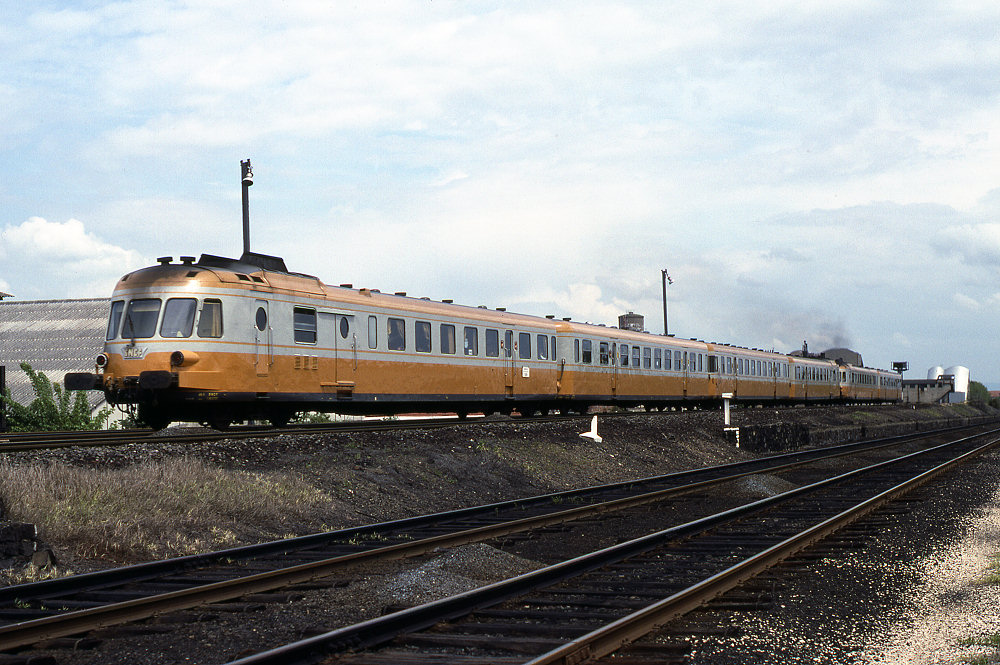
[788,342,863,367]
[930,365,970,403]
[902,365,971,404]
[0,298,110,425]
[618,311,645,332]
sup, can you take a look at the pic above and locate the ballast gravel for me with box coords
[5,404,1000,664]
[681,447,1000,665]
[856,481,1000,665]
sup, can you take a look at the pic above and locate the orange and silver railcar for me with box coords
[66,252,902,428]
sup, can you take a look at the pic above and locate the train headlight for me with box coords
[170,350,200,367]
[95,353,109,369]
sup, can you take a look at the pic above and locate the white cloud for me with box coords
[0,217,147,299]
[953,293,981,310]
[937,223,1000,267]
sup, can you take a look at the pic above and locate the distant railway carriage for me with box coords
[65,252,902,429]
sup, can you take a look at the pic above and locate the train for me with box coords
[65,251,902,429]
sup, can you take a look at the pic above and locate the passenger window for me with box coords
[197,299,224,338]
[643,347,651,369]
[293,307,317,344]
[368,315,377,349]
[441,324,456,354]
[123,299,161,339]
[416,321,432,353]
[537,334,548,360]
[486,329,499,357]
[632,346,640,367]
[600,342,610,365]
[654,348,662,370]
[620,344,628,367]
[388,318,406,350]
[464,327,478,356]
[107,300,124,340]
[551,336,556,362]
[519,332,531,360]
[582,339,592,364]
[161,298,196,338]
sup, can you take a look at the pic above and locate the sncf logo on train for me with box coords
[122,346,148,360]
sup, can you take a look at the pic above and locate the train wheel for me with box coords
[270,412,292,428]
[207,416,231,431]
[138,405,169,431]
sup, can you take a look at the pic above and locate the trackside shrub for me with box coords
[0,362,109,431]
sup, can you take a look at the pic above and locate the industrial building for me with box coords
[0,298,110,429]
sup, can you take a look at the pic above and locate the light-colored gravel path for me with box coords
[857,484,1000,665]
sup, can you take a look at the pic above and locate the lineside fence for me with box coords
[0,365,6,432]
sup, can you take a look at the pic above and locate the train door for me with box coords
[682,350,689,397]
[611,342,619,396]
[503,329,515,398]
[253,299,271,377]
[334,313,356,390]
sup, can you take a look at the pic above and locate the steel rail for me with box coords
[5,419,979,607]
[220,428,1000,665]
[524,432,1000,664]
[0,421,951,603]
[0,425,983,651]
[2,410,993,454]
[0,412,581,452]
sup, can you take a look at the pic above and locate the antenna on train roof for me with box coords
[241,158,253,257]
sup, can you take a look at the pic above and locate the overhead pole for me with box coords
[241,159,253,257]
[661,269,673,336]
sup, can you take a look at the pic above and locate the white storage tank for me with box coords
[928,366,945,380]
[944,365,970,403]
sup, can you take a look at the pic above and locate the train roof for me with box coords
[113,253,896,372]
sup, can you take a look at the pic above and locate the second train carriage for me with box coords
[66,252,902,428]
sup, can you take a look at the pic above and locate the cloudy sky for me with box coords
[2,2,999,385]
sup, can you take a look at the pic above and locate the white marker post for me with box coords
[580,415,602,443]
[721,393,740,447]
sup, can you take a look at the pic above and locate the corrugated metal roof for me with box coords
[0,298,109,409]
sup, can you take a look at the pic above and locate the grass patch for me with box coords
[974,554,1000,586]
[960,633,1000,649]
[0,458,337,563]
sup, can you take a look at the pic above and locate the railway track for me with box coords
[0,424,995,661]
[2,405,981,453]
[209,426,1000,665]
[0,411,622,452]
[0,414,515,452]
